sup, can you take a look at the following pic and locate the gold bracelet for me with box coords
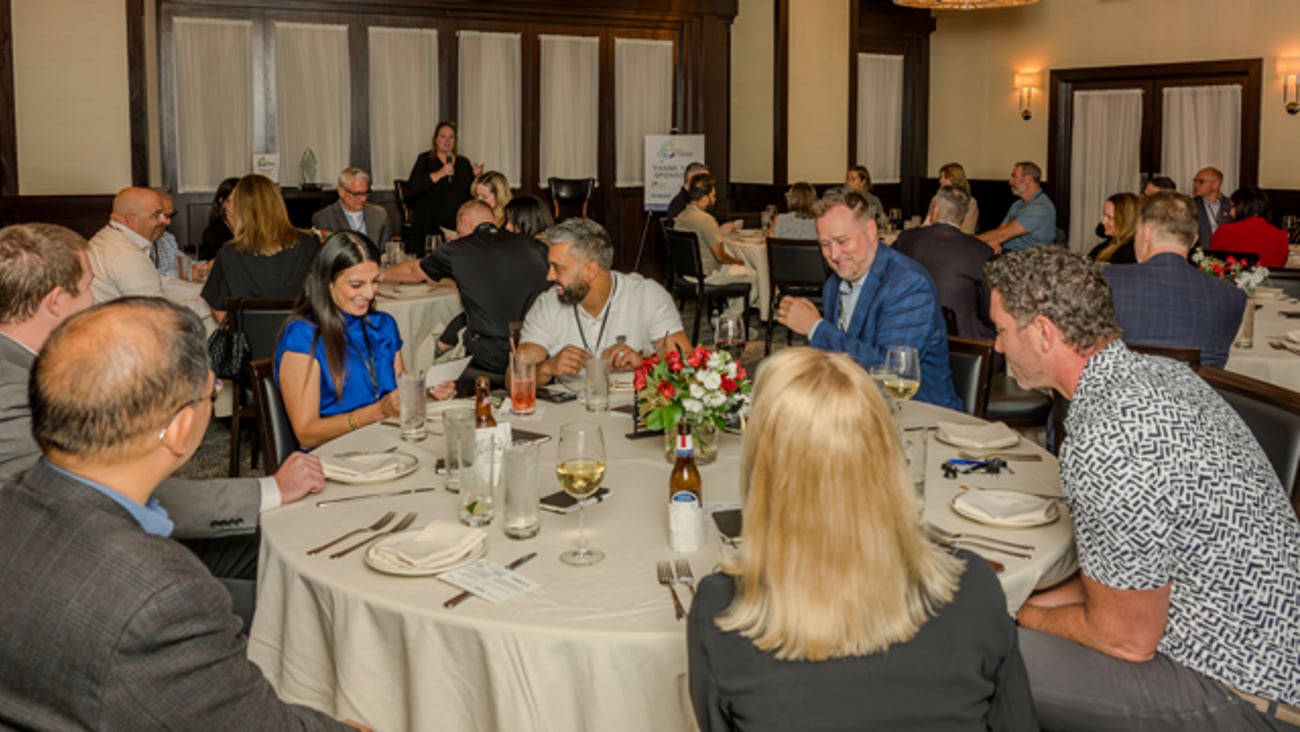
[347,411,359,431]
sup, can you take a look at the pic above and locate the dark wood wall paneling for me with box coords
[730,0,933,219]
[0,0,737,278]
[1048,59,1262,240]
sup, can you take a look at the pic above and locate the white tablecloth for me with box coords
[248,399,1075,731]
[1225,293,1300,393]
[722,232,770,320]
[374,282,463,374]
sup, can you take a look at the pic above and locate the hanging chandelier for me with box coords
[894,0,1039,9]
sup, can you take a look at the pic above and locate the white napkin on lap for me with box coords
[320,454,406,481]
[936,421,1020,450]
[953,490,1058,526]
[371,521,486,569]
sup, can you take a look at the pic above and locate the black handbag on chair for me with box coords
[208,316,249,379]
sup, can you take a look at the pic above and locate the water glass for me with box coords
[502,442,541,539]
[584,356,609,413]
[458,467,494,527]
[443,407,476,493]
[398,372,427,442]
[384,240,403,267]
[902,433,927,516]
[510,351,537,416]
[425,234,443,256]
[715,315,746,354]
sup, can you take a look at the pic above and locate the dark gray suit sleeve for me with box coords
[154,475,262,539]
[0,378,40,486]
[370,205,392,246]
[104,574,349,730]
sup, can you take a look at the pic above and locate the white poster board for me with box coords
[643,134,705,212]
[253,153,280,184]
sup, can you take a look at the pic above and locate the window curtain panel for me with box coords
[174,18,253,193]
[1162,84,1242,199]
[458,31,521,184]
[855,53,903,184]
[274,22,351,187]
[614,38,673,187]
[1068,89,1143,254]
[539,35,599,186]
[369,27,438,192]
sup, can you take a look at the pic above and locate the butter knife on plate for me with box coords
[444,552,538,609]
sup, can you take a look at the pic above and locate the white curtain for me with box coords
[1068,89,1143,254]
[615,38,673,187]
[369,27,438,191]
[458,31,521,184]
[539,35,599,186]
[274,22,351,186]
[173,18,253,192]
[856,53,903,184]
[1162,84,1241,198]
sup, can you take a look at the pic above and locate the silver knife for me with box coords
[316,486,438,507]
[444,551,538,609]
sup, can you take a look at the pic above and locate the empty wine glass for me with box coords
[556,421,607,566]
[883,346,921,416]
[715,314,746,355]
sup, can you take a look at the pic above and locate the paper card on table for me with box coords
[439,559,540,604]
[425,356,472,386]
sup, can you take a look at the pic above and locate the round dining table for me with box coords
[247,395,1077,732]
[1225,292,1300,392]
[374,280,463,374]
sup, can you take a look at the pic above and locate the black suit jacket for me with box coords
[893,223,995,339]
[0,461,344,730]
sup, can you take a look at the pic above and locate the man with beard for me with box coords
[517,219,692,386]
[672,174,757,323]
[977,161,1057,255]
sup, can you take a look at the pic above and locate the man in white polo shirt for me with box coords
[518,219,692,386]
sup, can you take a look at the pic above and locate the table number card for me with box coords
[439,559,540,604]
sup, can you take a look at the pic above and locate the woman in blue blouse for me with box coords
[275,231,454,448]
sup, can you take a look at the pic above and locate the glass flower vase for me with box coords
[663,420,719,465]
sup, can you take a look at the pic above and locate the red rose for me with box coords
[736,365,747,380]
[1226,256,1237,265]
[634,371,647,391]
[720,376,737,394]
[645,353,660,366]
[686,352,703,368]
[666,352,684,372]
[658,382,676,399]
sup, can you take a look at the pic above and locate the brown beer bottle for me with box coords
[474,376,497,428]
[669,422,702,501]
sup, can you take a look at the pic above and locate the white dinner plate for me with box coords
[323,452,419,484]
[950,489,1060,528]
[426,398,476,423]
[364,530,487,576]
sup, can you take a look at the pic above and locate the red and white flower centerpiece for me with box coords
[634,346,752,465]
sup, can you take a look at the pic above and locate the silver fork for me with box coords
[656,561,685,620]
[330,512,417,559]
[307,511,396,556]
[674,559,697,597]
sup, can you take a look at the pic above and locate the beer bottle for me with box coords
[474,376,497,428]
[669,422,702,501]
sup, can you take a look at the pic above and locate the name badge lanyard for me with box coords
[574,278,618,354]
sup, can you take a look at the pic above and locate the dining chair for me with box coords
[763,237,828,354]
[547,177,595,220]
[947,336,994,417]
[393,179,415,244]
[664,228,752,345]
[1267,269,1300,298]
[1199,366,1300,515]
[224,298,296,476]
[941,306,960,337]
[249,358,299,475]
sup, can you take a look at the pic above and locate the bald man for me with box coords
[0,298,360,730]
[87,186,213,328]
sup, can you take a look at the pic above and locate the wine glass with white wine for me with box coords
[883,346,921,416]
[556,421,607,566]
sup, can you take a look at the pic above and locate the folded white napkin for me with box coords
[320,453,406,481]
[1286,329,1300,345]
[936,421,1020,450]
[953,489,1058,526]
[371,521,486,569]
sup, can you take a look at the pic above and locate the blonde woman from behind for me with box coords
[687,347,1037,731]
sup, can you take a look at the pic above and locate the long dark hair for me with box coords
[504,194,555,238]
[209,177,239,223]
[294,230,381,396]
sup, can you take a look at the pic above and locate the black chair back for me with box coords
[224,298,295,476]
[1267,269,1300,299]
[941,306,959,337]
[1199,366,1300,513]
[249,358,299,474]
[547,177,595,219]
[764,237,828,353]
[1128,342,1201,371]
[665,227,706,282]
[947,336,994,416]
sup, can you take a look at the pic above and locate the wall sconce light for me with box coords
[1278,57,1300,115]
[1014,72,1043,121]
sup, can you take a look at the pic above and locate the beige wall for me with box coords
[786,0,850,183]
[930,0,1300,187]
[729,0,774,184]
[12,0,134,195]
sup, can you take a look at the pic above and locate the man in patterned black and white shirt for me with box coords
[986,246,1300,731]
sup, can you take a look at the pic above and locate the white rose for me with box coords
[683,397,704,414]
[701,371,722,390]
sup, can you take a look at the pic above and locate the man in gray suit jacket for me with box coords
[0,297,360,730]
[0,224,323,571]
[312,167,392,245]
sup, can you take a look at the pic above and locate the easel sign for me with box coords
[643,134,705,213]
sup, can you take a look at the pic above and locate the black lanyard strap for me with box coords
[573,277,618,354]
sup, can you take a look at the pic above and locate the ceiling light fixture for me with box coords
[894,0,1039,9]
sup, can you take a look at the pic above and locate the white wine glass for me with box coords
[556,421,607,566]
[715,314,746,355]
[867,364,898,410]
[883,346,921,416]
